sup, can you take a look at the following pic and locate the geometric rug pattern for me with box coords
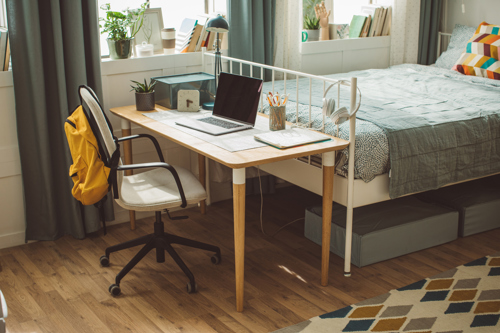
[275,252,500,333]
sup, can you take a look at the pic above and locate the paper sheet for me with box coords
[143,110,270,152]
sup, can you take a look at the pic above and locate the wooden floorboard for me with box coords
[1,185,499,333]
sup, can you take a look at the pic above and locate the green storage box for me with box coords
[152,73,216,109]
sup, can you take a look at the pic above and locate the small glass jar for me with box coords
[269,105,286,131]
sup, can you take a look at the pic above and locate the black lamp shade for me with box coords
[206,15,229,33]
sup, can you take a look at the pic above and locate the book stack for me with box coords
[175,17,225,53]
[0,28,10,71]
[348,5,392,39]
[175,18,199,53]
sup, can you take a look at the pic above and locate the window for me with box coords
[333,0,371,24]
[98,0,226,57]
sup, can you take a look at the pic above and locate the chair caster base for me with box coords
[187,281,198,294]
[211,253,221,265]
[109,284,121,296]
[100,255,110,267]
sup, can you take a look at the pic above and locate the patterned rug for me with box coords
[275,252,500,332]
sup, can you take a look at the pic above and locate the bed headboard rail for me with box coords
[201,48,360,133]
[437,32,452,58]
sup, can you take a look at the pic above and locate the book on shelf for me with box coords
[3,38,9,71]
[175,18,198,53]
[376,7,388,36]
[0,28,8,71]
[182,24,204,53]
[382,6,392,36]
[349,15,366,39]
[360,15,371,37]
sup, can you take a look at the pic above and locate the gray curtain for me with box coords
[227,0,276,80]
[6,0,114,241]
[418,0,443,65]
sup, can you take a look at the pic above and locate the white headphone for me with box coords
[322,83,337,118]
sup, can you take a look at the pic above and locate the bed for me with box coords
[201,23,500,275]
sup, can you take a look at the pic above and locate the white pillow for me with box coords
[435,24,476,69]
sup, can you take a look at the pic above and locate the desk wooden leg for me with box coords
[121,119,136,231]
[233,168,246,312]
[321,152,335,287]
[198,154,206,215]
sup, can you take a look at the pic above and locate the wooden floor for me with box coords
[1,186,499,333]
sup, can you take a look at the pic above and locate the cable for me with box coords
[257,166,307,237]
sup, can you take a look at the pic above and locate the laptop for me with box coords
[175,72,263,135]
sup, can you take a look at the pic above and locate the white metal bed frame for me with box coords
[202,49,360,276]
[201,36,497,276]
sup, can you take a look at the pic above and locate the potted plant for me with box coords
[302,14,320,42]
[302,0,321,42]
[131,79,157,111]
[99,3,147,59]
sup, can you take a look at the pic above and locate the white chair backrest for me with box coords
[79,87,116,158]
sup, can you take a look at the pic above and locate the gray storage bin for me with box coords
[152,73,215,109]
[304,196,459,267]
[417,175,500,237]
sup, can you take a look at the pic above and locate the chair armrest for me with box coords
[117,162,187,208]
[117,134,165,162]
[0,290,7,319]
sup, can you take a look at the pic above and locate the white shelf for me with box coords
[300,36,391,54]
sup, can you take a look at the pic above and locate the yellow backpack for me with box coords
[64,105,118,205]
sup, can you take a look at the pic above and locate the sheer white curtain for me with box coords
[390,0,421,65]
[273,0,301,76]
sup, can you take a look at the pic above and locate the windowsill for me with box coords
[100,50,226,76]
[299,35,391,55]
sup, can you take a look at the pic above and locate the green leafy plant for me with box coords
[303,14,320,30]
[130,79,157,93]
[99,3,147,40]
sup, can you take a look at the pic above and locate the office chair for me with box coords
[78,85,221,296]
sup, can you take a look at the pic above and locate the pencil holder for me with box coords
[269,105,286,131]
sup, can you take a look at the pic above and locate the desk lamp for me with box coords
[203,14,229,110]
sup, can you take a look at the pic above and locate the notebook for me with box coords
[254,128,332,149]
[175,72,263,136]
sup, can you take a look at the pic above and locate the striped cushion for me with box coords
[452,22,500,80]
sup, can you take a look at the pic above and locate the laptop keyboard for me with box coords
[197,117,244,129]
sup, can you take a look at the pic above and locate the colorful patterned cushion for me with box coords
[452,22,500,80]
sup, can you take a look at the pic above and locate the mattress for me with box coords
[263,64,500,197]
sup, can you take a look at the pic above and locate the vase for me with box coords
[107,38,134,59]
[135,92,155,111]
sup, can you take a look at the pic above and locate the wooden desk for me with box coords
[110,105,349,312]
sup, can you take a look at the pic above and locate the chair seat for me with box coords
[115,166,207,211]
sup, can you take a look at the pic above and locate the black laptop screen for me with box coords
[213,72,263,125]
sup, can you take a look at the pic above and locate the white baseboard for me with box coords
[0,231,26,250]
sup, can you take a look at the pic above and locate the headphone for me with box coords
[322,83,350,125]
[322,83,336,118]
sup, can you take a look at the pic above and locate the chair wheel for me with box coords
[100,255,110,267]
[211,253,221,265]
[186,281,198,294]
[109,284,121,296]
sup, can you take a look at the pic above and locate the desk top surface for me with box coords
[110,105,349,169]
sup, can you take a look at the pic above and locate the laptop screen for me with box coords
[213,72,263,125]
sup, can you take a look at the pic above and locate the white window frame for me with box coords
[0,0,7,28]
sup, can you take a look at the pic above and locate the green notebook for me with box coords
[349,15,366,39]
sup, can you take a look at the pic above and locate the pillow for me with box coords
[435,24,476,69]
[452,22,500,80]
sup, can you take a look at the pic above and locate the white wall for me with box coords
[0,51,227,249]
[444,0,500,32]
[0,72,25,249]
